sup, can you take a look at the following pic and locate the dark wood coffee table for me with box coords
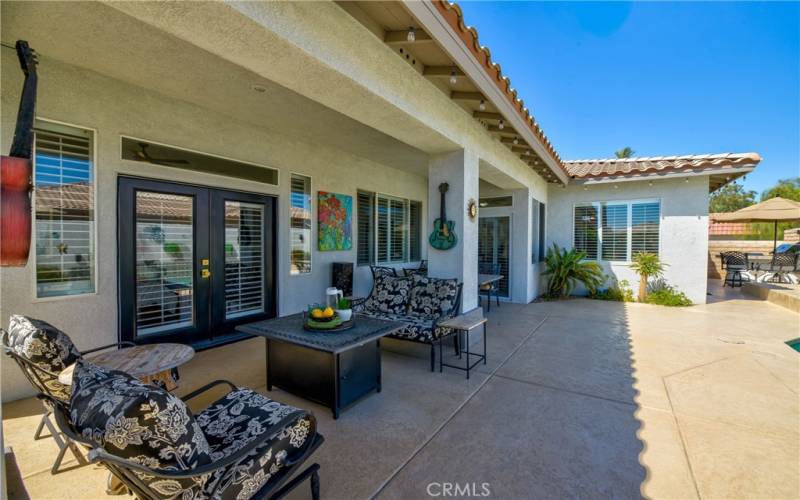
[237,313,403,418]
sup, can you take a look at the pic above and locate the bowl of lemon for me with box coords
[304,304,352,331]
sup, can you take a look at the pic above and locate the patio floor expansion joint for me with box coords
[368,315,549,499]
[662,376,702,500]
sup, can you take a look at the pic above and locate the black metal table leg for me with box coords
[483,323,487,365]
[466,329,470,379]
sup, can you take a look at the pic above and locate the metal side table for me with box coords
[437,309,487,379]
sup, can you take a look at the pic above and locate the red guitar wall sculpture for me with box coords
[1,41,38,267]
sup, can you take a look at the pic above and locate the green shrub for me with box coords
[592,278,634,302]
[645,286,692,307]
[542,243,604,298]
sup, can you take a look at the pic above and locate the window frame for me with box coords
[572,198,661,263]
[288,172,313,276]
[31,117,99,302]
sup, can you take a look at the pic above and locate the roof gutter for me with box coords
[403,1,570,185]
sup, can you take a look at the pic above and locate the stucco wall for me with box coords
[546,178,711,304]
[0,54,427,401]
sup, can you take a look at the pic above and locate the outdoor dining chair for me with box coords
[722,252,750,287]
[479,263,501,309]
[763,252,799,284]
[46,361,324,500]
[1,315,134,473]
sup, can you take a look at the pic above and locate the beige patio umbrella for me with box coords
[713,197,800,252]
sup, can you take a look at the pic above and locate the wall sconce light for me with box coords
[407,27,416,42]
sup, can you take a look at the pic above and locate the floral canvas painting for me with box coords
[318,191,352,251]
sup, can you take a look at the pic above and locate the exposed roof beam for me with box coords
[500,137,529,147]
[423,66,465,77]
[472,111,503,121]
[486,125,516,135]
[384,29,434,45]
[450,91,484,102]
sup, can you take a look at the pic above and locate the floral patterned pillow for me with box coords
[6,315,82,402]
[69,361,212,472]
[364,276,412,314]
[408,275,459,317]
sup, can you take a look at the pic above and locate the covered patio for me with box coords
[5,289,798,499]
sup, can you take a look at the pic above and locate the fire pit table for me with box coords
[237,313,403,419]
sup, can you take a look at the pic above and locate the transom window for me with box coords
[573,200,660,262]
[34,121,96,298]
[357,190,422,265]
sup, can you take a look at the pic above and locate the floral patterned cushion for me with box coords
[359,310,454,343]
[69,361,316,500]
[363,276,412,314]
[69,361,212,472]
[408,276,459,317]
[5,315,81,402]
[194,388,315,499]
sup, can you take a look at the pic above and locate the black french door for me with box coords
[118,177,275,345]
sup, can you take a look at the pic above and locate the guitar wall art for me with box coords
[429,182,457,251]
[1,40,38,267]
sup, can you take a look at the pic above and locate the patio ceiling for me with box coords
[338,1,566,184]
[1,1,429,176]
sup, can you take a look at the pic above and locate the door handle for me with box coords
[201,269,211,279]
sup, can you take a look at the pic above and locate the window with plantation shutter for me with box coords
[409,201,422,261]
[34,122,95,298]
[601,204,628,261]
[358,190,420,265]
[225,201,264,318]
[289,174,312,275]
[573,199,660,262]
[357,190,374,265]
[376,195,389,263]
[574,205,598,260]
[388,198,407,262]
[631,202,660,255]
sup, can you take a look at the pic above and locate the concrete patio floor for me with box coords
[3,280,798,499]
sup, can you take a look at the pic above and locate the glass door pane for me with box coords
[224,201,265,319]
[478,216,510,297]
[135,191,195,336]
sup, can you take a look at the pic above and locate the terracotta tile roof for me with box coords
[708,216,753,236]
[564,152,761,179]
[433,1,567,177]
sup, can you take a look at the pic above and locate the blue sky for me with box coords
[457,1,799,194]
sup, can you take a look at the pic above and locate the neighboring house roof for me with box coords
[708,215,752,236]
[563,152,761,191]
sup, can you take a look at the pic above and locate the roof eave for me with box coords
[404,0,570,185]
[571,165,757,190]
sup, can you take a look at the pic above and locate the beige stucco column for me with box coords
[509,188,535,303]
[428,150,479,312]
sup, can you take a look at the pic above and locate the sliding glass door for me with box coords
[118,177,275,345]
